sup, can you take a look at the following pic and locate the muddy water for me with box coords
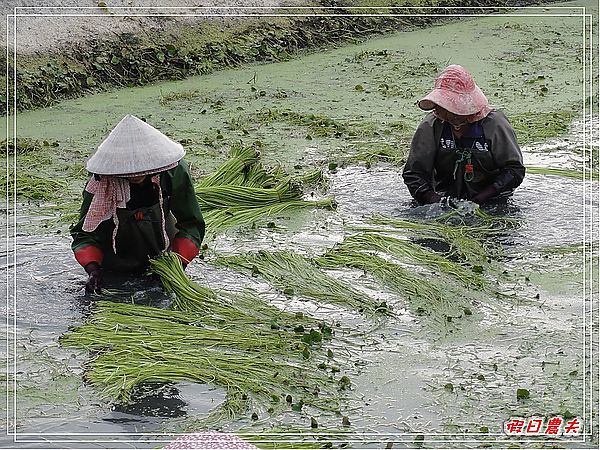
[2,1,599,448]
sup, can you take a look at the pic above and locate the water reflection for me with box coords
[110,384,188,419]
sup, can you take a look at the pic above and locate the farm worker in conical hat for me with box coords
[70,114,205,294]
[403,64,525,205]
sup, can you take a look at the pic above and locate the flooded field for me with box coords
[1,1,598,449]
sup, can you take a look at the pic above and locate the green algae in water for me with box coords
[255,109,348,138]
[7,3,492,113]
[0,137,57,154]
[0,171,67,200]
[509,110,577,144]
[346,142,408,167]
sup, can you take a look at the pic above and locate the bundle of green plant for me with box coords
[62,254,352,425]
[295,168,329,190]
[149,253,325,332]
[63,327,344,421]
[153,254,365,364]
[337,233,487,290]
[0,172,67,200]
[526,166,598,180]
[196,144,261,188]
[195,183,303,210]
[365,215,501,266]
[202,198,336,235]
[197,144,291,191]
[192,143,333,236]
[316,249,474,334]
[215,250,390,316]
[243,163,282,189]
[60,301,312,358]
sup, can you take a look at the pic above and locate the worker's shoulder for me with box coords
[416,112,438,129]
[164,159,190,176]
[484,109,511,125]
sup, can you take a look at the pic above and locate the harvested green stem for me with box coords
[215,250,390,316]
[62,253,351,426]
[196,144,261,188]
[193,143,333,236]
[316,249,474,334]
[150,253,316,328]
[61,302,305,356]
[526,166,598,180]
[337,233,487,290]
[196,183,302,210]
[365,214,504,265]
[203,198,335,235]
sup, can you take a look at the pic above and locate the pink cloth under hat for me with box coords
[82,163,178,253]
[418,65,492,122]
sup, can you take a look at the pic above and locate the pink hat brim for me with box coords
[418,84,488,116]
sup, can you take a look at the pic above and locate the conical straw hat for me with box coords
[86,115,185,175]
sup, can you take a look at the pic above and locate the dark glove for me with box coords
[472,185,499,204]
[421,190,442,204]
[440,196,459,209]
[84,262,103,294]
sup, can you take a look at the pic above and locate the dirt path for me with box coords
[2,0,290,55]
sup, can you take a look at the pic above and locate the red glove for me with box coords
[74,245,103,268]
[171,237,200,268]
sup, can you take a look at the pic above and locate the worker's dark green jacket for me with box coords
[70,160,205,272]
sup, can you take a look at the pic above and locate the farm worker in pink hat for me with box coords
[70,115,205,294]
[403,64,525,204]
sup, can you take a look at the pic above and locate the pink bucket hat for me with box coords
[418,65,492,121]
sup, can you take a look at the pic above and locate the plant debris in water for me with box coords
[526,165,598,180]
[508,110,578,143]
[0,171,67,200]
